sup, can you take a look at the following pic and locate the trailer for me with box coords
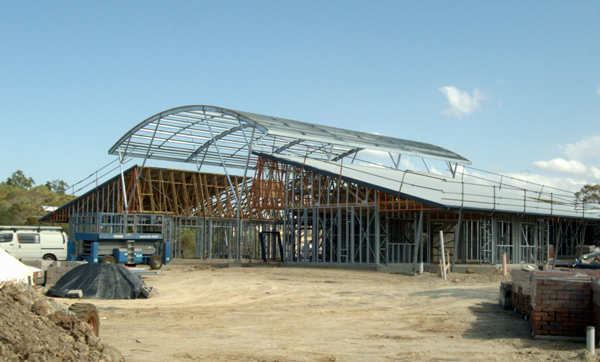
[69,213,171,269]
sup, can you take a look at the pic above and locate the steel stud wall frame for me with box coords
[254,156,596,266]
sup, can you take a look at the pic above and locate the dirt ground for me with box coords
[53,260,600,362]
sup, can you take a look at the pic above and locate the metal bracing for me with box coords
[451,214,553,265]
[518,222,537,264]
[553,220,586,259]
[109,106,472,174]
[479,216,494,264]
[282,205,379,264]
[537,218,550,264]
[411,211,424,271]
[450,211,462,271]
[496,219,513,264]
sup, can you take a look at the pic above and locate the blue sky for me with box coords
[1,1,599,194]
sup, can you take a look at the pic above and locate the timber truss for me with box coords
[40,166,266,223]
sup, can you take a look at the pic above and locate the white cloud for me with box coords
[454,167,584,193]
[532,158,588,174]
[591,166,600,180]
[502,172,588,193]
[439,86,485,117]
[358,162,386,168]
[564,135,600,160]
[360,149,389,158]
[529,133,600,189]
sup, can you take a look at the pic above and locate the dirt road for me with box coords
[56,261,598,361]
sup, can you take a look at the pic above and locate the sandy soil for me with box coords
[53,261,600,362]
[0,283,124,362]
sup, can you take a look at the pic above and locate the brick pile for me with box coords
[529,270,592,336]
[507,268,600,338]
[510,269,534,318]
[592,278,600,339]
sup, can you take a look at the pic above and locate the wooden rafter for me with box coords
[41,166,267,222]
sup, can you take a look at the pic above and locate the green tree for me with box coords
[575,184,600,204]
[4,170,35,189]
[46,179,69,195]
[0,179,76,226]
[180,229,197,258]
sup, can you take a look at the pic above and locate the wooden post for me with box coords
[440,230,447,280]
[502,252,507,276]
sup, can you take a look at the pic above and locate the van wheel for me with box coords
[42,254,57,261]
[69,303,100,336]
[100,256,116,264]
[148,254,163,270]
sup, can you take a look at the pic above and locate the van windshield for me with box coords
[0,233,13,242]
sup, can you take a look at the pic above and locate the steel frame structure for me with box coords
[108,106,471,170]
[41,105,600,267]
[251,156,597,266]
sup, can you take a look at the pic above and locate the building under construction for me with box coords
[41,105,600,269]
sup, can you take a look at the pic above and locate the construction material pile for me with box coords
[529,270,592,337]
[48,263,154,299]
[0,283,124,362]
[509,269,534,318]
[505,268,600,338]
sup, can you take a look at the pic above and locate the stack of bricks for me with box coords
[510,269,534,318]
[529,270,592,337]
[580,269,600,340]
[21,260,87,286]
[590,277,600,340]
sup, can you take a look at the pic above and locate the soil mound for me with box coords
[0,283,124,362]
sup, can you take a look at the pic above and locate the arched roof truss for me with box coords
[109,105,471,171]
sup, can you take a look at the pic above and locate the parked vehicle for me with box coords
[0,226,68,261]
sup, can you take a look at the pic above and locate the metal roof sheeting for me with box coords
[256,152,600,221]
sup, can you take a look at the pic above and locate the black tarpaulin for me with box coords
[49,264,147,299]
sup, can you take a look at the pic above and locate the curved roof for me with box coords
[109,105,471,169]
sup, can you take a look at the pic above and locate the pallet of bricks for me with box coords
[507,269,600,338]
[592,272,600,337]
[530,270,592,337]
[509,269,534,319]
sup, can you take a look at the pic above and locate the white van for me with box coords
[0,226,68,261]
